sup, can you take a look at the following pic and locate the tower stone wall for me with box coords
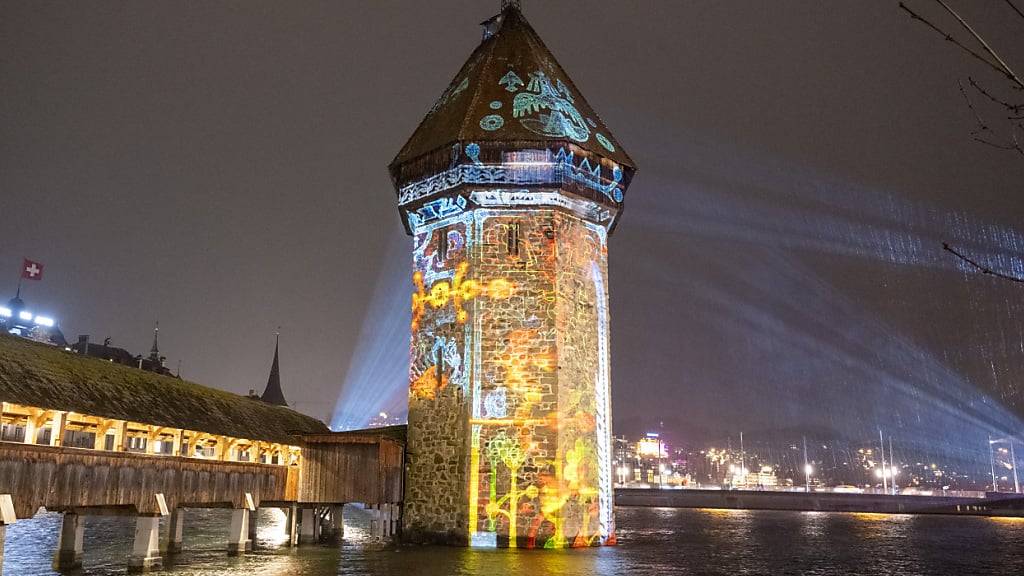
[405,209,613,547]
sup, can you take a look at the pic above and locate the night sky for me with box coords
[3,2,1023,452]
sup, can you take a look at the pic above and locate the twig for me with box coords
[1003,0,1024,21]
[932,0,1024,89]
[958,79,990,133]
[899,3,1008,78]
[943,243,1024,282]
[968,77,1024,113]
[973,136,1018,150]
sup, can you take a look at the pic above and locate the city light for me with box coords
[804,464,814,477]
[874,467,899,479]
[33,315,54,327]
[0,307,10,318]
[18,311,33,321]
[637,436,667,458]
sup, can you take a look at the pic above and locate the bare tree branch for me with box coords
[1003,0,1024,22]
[899,2,1009,77]
[958,79,990,133]
[932,0,1024,89]
[968,77,1024,113]
[944,243,1024,282]
[902,2,1024,159]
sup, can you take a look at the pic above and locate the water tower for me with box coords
[389,2,635,548]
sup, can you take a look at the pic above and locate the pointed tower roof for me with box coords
[148,322,160,362]
[260,331,288,407]
[390,4,635,189]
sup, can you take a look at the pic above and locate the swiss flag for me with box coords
[21,259,44,281]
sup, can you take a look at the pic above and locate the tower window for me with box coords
[507,224,520,257]
[437,227,449,261]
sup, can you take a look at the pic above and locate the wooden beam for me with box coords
[49,412,67,447]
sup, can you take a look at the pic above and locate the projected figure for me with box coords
[389,3,636,548]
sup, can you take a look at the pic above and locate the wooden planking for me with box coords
[299,437,404,505]
[0,442,296,519]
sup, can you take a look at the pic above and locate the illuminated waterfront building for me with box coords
[389,2,635,547]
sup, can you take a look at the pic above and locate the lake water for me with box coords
[4,506,1023,575]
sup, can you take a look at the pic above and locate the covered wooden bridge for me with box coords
[0,334,404,573]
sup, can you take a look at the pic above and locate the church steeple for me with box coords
[147,322,162,365]
[260,330,288,407]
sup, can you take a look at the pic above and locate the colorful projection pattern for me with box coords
[407,208,614,549]
[398,145,624,207]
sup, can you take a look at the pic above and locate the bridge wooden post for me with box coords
[128,516,161,573]
[227,509,251,556]
[113,420,129,452]
[93,420,112,450]
[164,508,184,554]
[48,412,67,447]
[52,511,85,570]
[23,410,45,445]
[171,429,185,456]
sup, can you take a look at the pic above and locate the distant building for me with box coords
[367,411,404,428]
[71,335,136,365]
[0,295,66,347]
[73,325,175,378]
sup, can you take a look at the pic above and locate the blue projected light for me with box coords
[331,236,411,431]
[596,133,615,152]
[554,147,623,202]
[466,142,482,165]
[499,70,524,92]
[480,115,505,131]
[489,100,503,110]
[398,147,624,207]
[513,70,590,143]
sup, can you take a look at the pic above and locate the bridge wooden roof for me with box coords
[0,334,328,444]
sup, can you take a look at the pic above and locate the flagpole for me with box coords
[15,274,22,299]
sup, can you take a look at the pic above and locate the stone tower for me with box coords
[389,3,635,548]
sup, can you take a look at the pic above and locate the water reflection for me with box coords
[3,507,1023,575]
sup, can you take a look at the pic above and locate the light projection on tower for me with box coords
[390,3,635,549]
[512,71,590,143]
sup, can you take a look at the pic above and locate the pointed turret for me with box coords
[260,331,288,407]
[389,2,636,233]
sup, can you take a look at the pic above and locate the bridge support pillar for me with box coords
[53,511,85,571]
[323,505,344,541]
[227,509,251,556]
[0,494,15,575]
[377,505,388,539]
[299,507,318,544]
[248,508,258,550]
[164,508,184,554]
[286,504,298,547]
[368,505,380,540]
[128,516,162,573]
[387,503,398,538]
